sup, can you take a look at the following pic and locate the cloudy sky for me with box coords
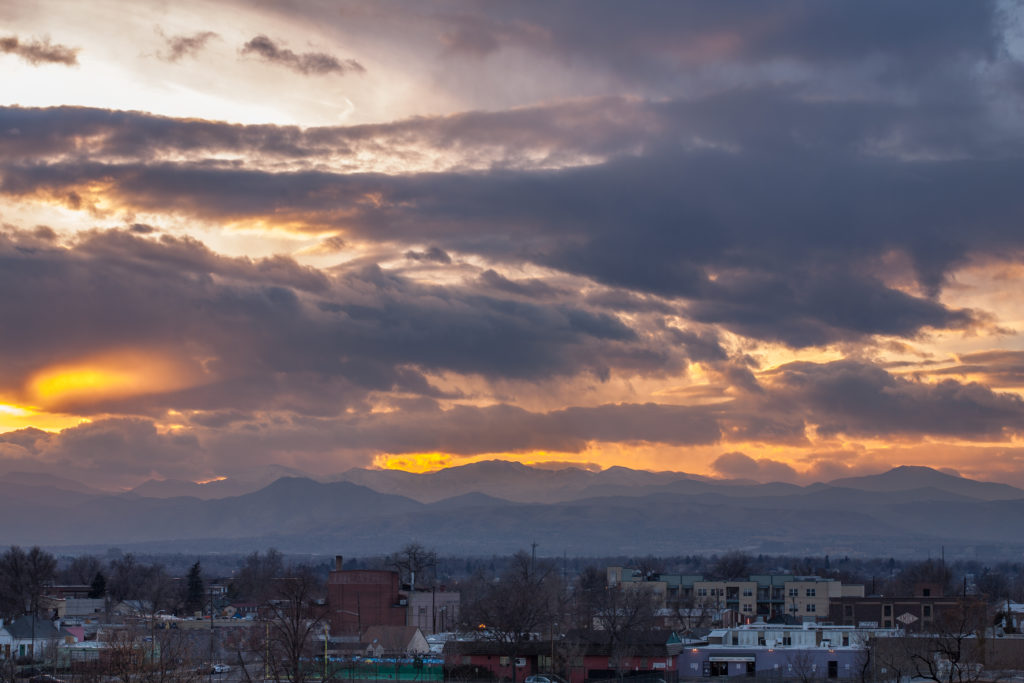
[3,0,1024,490]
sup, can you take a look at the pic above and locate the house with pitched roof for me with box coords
[0,616,77,661]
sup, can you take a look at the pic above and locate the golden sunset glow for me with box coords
[0,402,89,433]
[373,452,456,473]
[27,351,202,409]
[373,448,666,475]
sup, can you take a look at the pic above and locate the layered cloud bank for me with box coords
[2,0,1024,488]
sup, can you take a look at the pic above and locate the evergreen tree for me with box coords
[88,571,106,598]
[185,561,204,613]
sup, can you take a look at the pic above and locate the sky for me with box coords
[3,0,1024,490]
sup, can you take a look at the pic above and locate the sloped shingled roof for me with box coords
[4,615,63,640]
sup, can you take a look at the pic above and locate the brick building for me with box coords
[327,556,407,635]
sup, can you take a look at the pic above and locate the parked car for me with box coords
[525,675,566,683]
[29,676,65,683]
[211,664,231,674]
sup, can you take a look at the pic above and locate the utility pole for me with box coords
[209,587,215,683]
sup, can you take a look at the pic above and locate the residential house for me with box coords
[362,625,429,657]
[0,615,78,661]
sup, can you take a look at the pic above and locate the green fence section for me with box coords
[325,660,445,682]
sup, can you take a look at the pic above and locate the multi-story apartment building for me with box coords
[607,567,864,621]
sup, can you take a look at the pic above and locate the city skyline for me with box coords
[2,1,1024,489]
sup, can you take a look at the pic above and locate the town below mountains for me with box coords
[2,463,1022,558]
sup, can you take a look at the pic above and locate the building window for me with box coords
[883,620,892,628]
[500,657,509,666]
[783,635,792,646]
[844,605,853,618]
[742,604,752,612]
[923,606,932,618]
[923,588,931,597]
[462,657,472,665]
[806,588,816,597]
[743,588,753,597]
[697,588,707,596]
[806,604,816,612]
[788,588,798,597]
[842,635,850,647]
[884,605,892,617]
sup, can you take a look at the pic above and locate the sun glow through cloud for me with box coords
[27,350,203,409]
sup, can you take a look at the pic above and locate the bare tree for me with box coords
[570,566,605,630]
[0,546,56,620]
[897,559,952,596]
[872,634,912,683]
[634,556,664,581]
[58,554,104,585]
[592,584,659,681]
[711,551,752,581]
[461,551,558,683]
[255,565,328,683]
[108,553,151,604]
[389,542,437,591]
[230,549,285,603]
[667,589,714,634]
[786,649,820,683]
[905,599,990,683]
[103,622,206,683]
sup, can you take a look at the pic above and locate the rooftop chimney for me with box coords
[335,555,344,571]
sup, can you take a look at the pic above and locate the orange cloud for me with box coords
[373,451,455,473]
[0,401,86,433]
[26,349,205,410]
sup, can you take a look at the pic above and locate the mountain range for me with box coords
[1,464,1022,558]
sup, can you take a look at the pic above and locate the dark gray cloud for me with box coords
[0,419,204,485]
[929,351,1024,389]
[3,131,1008,346]
[0,35,79,66]
[5,400,719,484]
[405,246,451,264]
[307,0,1006,94]
[5,68,1021,355]
[157,30,219,62]
[710,451,798,482]
[0,227,688,415]
[240,35,364,75]
[759,359,1024,439]
[197,400,723,470]
[478,269,563,299]
[0,98,660,165]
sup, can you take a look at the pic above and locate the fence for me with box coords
[325,657,445,682]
